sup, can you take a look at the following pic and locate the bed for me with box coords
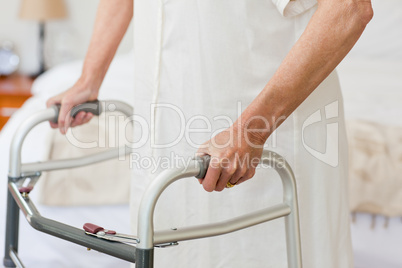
[1,0,402,266]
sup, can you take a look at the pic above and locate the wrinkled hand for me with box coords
[197,122,268,192]
[46,78,100,134]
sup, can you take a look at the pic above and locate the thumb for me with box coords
[46,94,63,128]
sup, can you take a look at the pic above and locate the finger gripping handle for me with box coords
[195,155,211,179]
[51,100,102,123]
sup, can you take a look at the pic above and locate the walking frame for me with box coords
[3,100,303,268]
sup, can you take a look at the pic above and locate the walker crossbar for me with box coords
[3,101,302,268]
[6,181,136,264]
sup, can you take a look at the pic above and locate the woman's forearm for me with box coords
[46,0,133,133]
[240,0,373,139]
[81,0,133,87]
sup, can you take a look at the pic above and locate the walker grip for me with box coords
[51,100,102,123]
[195,155,211,179]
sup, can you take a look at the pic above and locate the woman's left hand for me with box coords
[197,120,268,192]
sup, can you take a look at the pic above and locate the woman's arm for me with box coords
[198,0,373,192]
[244,0,373,132]
[47,0,133,134]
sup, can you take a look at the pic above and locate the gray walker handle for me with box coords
[135,152,303,268]
[50,100,103,124]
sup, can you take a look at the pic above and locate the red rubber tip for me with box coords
[19,186,33,193]
[83,223,104,234]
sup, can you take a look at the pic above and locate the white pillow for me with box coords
[31,53,135,104]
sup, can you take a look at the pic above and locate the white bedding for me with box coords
[351,214,402,268]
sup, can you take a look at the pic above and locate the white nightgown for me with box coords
[129,0,353,267]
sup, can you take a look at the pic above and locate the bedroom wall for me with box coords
[339,0,402,61]
[0,0,133,75]
[1,0,400,75]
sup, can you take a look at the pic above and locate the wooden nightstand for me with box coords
[0,74,33,130]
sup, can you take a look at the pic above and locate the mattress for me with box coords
[350,214,402,268]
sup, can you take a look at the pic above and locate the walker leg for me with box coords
[285,212,302,268]
[3,188,20,268]
[135,248,154,268]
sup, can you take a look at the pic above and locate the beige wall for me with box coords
[0,0,133,75]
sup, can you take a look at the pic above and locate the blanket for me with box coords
[38,113,132,206]
[347,119,402,217]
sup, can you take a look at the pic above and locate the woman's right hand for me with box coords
[46,77,100,134]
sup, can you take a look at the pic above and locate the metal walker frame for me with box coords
[3,100,302,268]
